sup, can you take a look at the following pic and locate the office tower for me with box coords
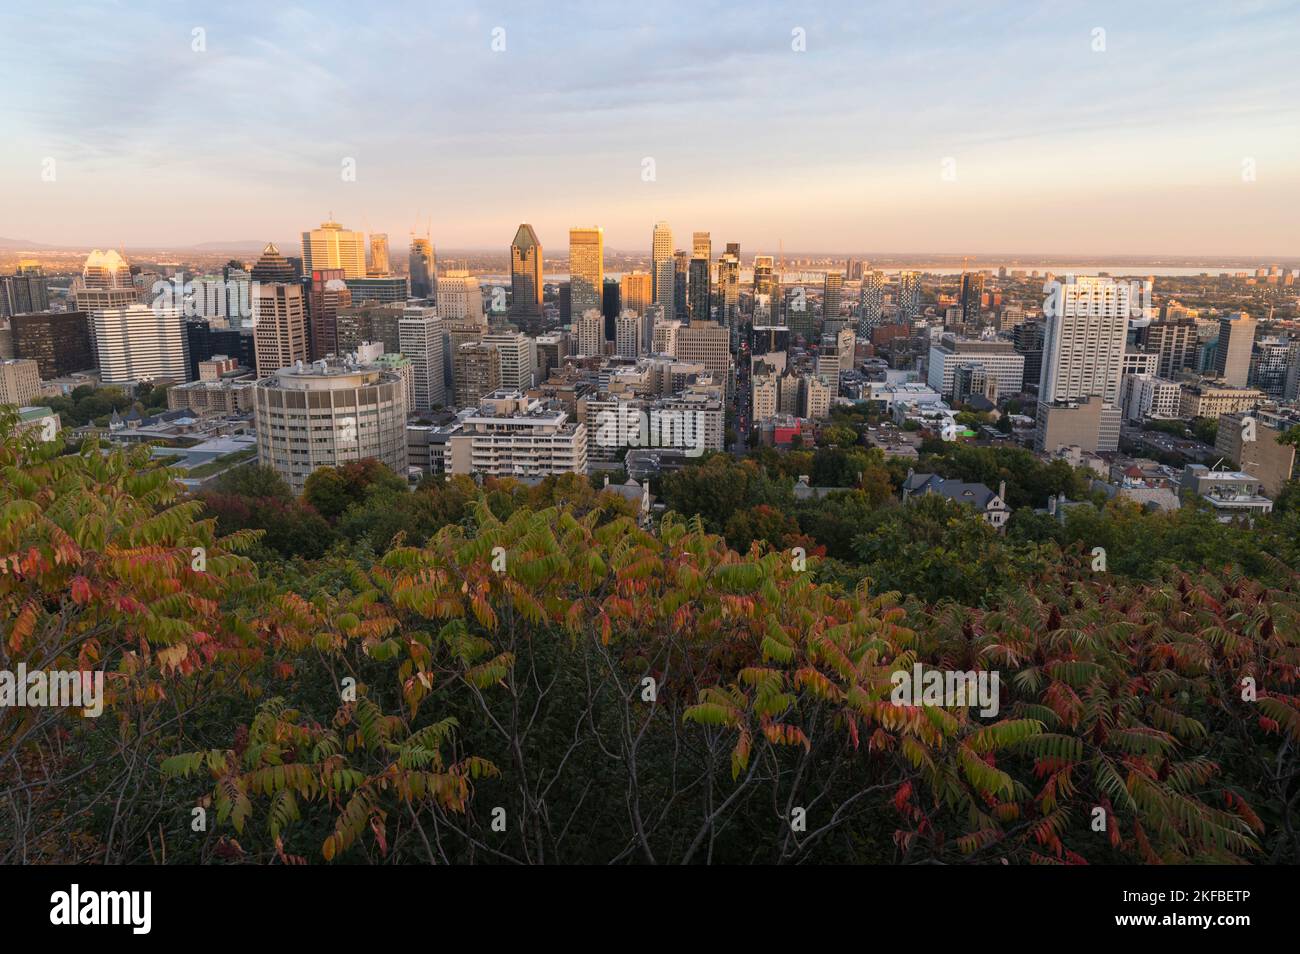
[437,270,485,323]
[1,263,50,317]
[569,227,604,319]
[615,311,642,358]
[1214,313,1257,386]
[621,271,652,316]
[958,272,985,325]
[482,330,535,392]
[399,306,446,412]
[0,359,41,407]
[926,334,1025,400]
[753,256,775,298]
[676,320,731,392]
[858,269,884,335]
[575,308,604,357]
[1249,338,1292,398]
[250,243,297,283]
[453,340,501,406]
[688,254,711,324]
[1012,320,1045,393]
[725,242,740,260]
[93,304,189,385]
[823,271,844,322]
[81,249,133,290]
[253,282,309,377]
[651,221,673,310]
[337,303,404,356]
[692,232,711,260]
[1141,319,1199,379]
[558,283,571,321]
[254,360,407,493]
[896,271,920,321]
[185,320,256,379]
[308,268,351,360]
[8,312,93,377]
[652,319,681,356]
[673,250,690,320]
[716,253,740,330]
[602,279,621,340]
[409,237,436,299]
[509,223,544,318]
[368,233,391,276]
[1035,276,1131,453]
[301,220,367,278]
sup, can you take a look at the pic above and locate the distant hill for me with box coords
[0,237,56,250]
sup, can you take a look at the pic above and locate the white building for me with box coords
[1120,373,1183,423]
[254,358,408,493]
[435,270,484,322]
[926,334,1024,401]
[399,306,446,412]
[444,390,587,478]
[93,304,190,385]
[482,330,536,392]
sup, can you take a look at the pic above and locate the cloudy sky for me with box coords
[2,0,1297,256]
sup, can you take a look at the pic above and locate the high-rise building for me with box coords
[0,359,41,407]
[602,279,621,340]
[254,359,408,493]
[301,220,367,279]
[716,253,740,332]
[896,271,920,322]
[81,249,133,290]
[437,270,485,323]
[688,255,711,324]
[958,272,985,326]
[692,232,711,260]
[250,243,297,283]
[254,282,309,378]
[823,271,844,322]
[1141,319,1199,379]
[1,263,50,317]
[482,330,536,392]
[615,311,642,358]
[652,221,674,310]
[676,320,731,394]
[509,223,544,318]
[620,271,652,316]
[452,340,501,407]
[926,334,1025,400]
[9,312,94,377]
[575,308,604,357]
[858,269,884,335]
[443,392,586,478]
[1214,313,1257,387]
[569,227,604,319]
[673,250,690,320]
[368,233,391,276]
[399,306,446,413]
[93,304,190,385]
[409,237,435,299]
[308,269,351,360]
[1035,276,1131,453]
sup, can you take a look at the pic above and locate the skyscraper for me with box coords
[510,223,544,318]
[409,237,435,299]
[858,269,884,335]
[399,306,446,412]
[1035,276,1131,453]
[1214,313,1257,387]
[688,254,711,324]
[823,271,844,322]
[652,221,673,310]
[308,269,351,360]
[1,263,49,317]
[575,309,604,358]
[368,233,391,276]
[301,220,367,279]
[896,271,920,322]
[437,271,485,323]
[692,232,711,260]
[250,243,297,284]
[93,304,190,385]
[673,250,690,320]
[569,227,604,319]
[620,271,652,316]
[254,282,309,378]
[958,272,985,326]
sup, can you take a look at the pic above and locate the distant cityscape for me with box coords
[1,218,1297,520]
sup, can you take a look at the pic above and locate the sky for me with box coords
[1,0,1298,257]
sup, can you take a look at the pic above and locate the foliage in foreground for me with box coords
[2,416,1299,864]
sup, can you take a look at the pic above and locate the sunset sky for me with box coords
[2,0,1297,256]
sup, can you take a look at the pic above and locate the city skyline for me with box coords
[2,1,1297,255]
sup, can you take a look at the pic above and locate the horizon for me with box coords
[2,1,1297,256]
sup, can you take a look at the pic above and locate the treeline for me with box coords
[2,411,1298,864]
